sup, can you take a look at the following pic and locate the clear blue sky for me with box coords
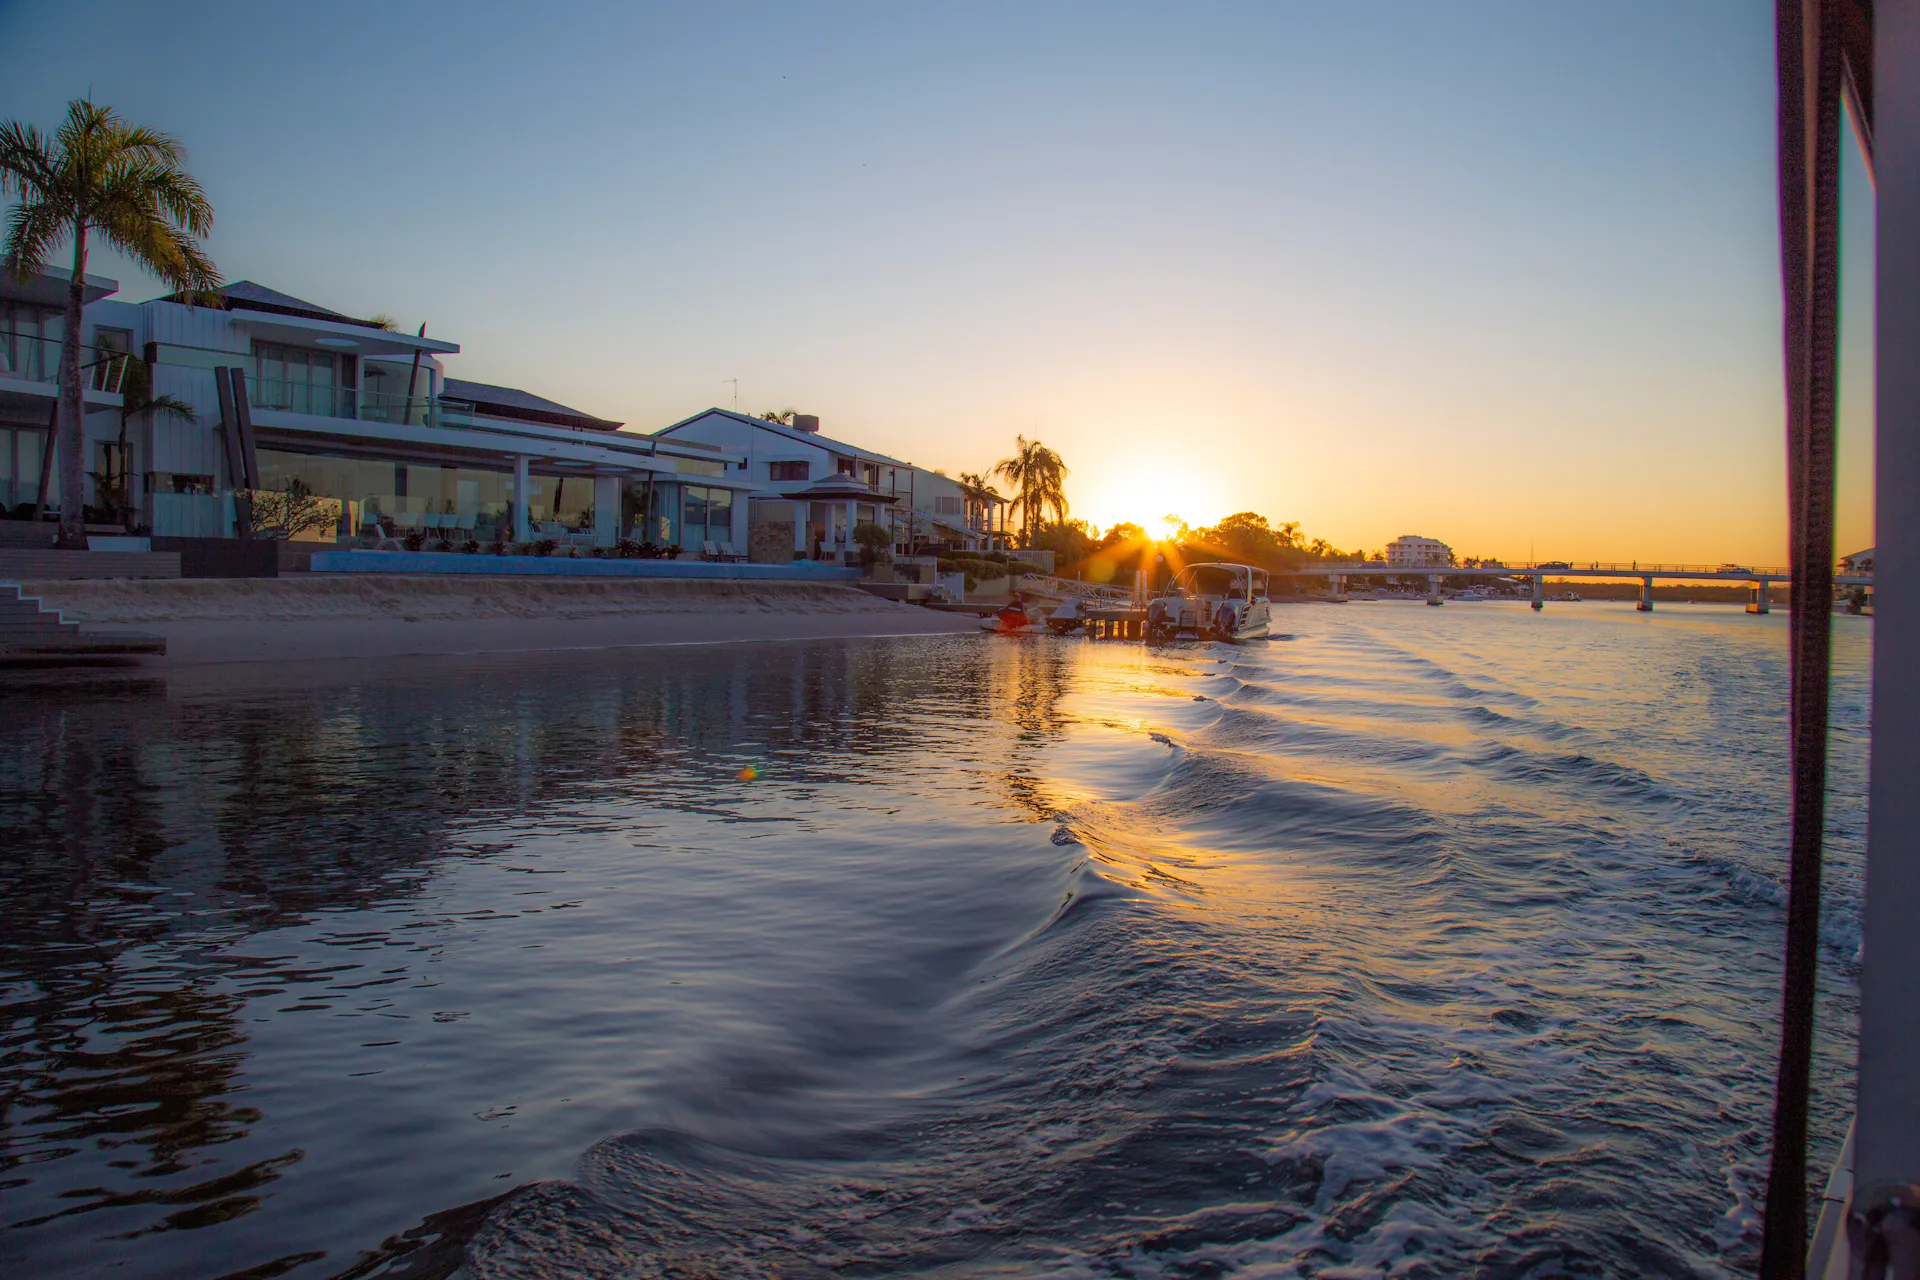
[0,1,1876,561]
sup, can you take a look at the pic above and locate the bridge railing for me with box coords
[1277,561,1795,577]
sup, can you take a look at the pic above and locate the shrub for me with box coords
[401,530,428,552]
[937,554,1042,582]
[615,538,643,559]
[461,539,481,554]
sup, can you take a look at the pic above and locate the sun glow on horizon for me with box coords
[1078,459,1227,543]
[1145,514,1183,543]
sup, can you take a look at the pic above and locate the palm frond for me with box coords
[141,393,197,425]
[1,199,68,285]
[0,120,59,199]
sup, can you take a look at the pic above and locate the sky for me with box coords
[0,1,1877,563]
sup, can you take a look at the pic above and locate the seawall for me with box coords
[13,576,978,666]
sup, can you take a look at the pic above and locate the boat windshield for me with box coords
[1175,564,1254,599]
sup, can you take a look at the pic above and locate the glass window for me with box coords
[683,486,709,543]
[768,460,808,483]
[706,487,732,540]
[251,342,346,417]
[253,448,513,541]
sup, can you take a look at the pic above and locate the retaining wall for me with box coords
[309,550,860,582]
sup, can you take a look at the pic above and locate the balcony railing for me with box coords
[245,375,477,429]
[0,334,131,393]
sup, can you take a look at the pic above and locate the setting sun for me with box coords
[1145,514,1183,543]
[1078,459,1227,540]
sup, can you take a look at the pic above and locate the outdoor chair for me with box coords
[363,521,402,552]
[715,540,746,562]
[396,511,422,531]
[538,521,567,541]
[454,512,477,534]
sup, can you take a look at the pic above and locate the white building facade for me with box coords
[1386,534,1454,570]
[3,273,756,551]
[655,409,1007,564]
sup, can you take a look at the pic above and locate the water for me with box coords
[0,602,1868,1279]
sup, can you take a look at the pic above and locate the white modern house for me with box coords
[1,272,758,551]
[0,266,132,517]
[1386,534,1455,570]
[654,409,1008,564]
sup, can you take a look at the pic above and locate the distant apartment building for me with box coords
[1386,535,1454,570]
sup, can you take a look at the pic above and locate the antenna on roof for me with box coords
[722,378,738,411]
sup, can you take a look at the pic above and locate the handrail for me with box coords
[1015,572,1134,601]
[0,335,130,393]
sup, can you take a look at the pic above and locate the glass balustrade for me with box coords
[0,335,131,392]
[243,376,470,428]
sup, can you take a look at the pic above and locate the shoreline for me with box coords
[10,575,979,666]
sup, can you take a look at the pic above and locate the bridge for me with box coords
[1266,561,1875,612]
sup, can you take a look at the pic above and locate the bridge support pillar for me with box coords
[1637,576,1654,611]
[1531,574,1544,611]
[1747,580,1771,614]
[1426,573,1443,606]
[1327,573,1347,603]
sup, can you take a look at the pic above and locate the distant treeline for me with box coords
[1026,512,1362,587]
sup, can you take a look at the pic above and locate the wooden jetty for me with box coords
[1080,606,1149,639]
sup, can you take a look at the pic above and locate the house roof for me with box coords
[442,378,623,432]
[155,280,392,329]
[658,407,913,468]
[778,472,901,502]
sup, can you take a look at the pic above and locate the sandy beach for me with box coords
[15,576,978,665]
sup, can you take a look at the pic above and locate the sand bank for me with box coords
[17,576,978,666]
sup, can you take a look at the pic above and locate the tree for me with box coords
[851,520,891,567]
[759,408,797,424]
[992,436,1069,546]
[0,99,219,548]
[250,477,340,542]
[1028,518,1100,567]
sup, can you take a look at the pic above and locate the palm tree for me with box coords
[0,99,219,548]
[992,436,1069,546]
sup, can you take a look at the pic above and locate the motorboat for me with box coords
[1146,562,1271,642]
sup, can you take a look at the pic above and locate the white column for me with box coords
[593,474,620,546]
[844,499,856,561]
[512,455,531,542]
[794,501,808,557]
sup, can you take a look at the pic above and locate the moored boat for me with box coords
[1145,562,1271,642]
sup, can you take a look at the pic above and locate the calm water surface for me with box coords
[0,603,1868,1279]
